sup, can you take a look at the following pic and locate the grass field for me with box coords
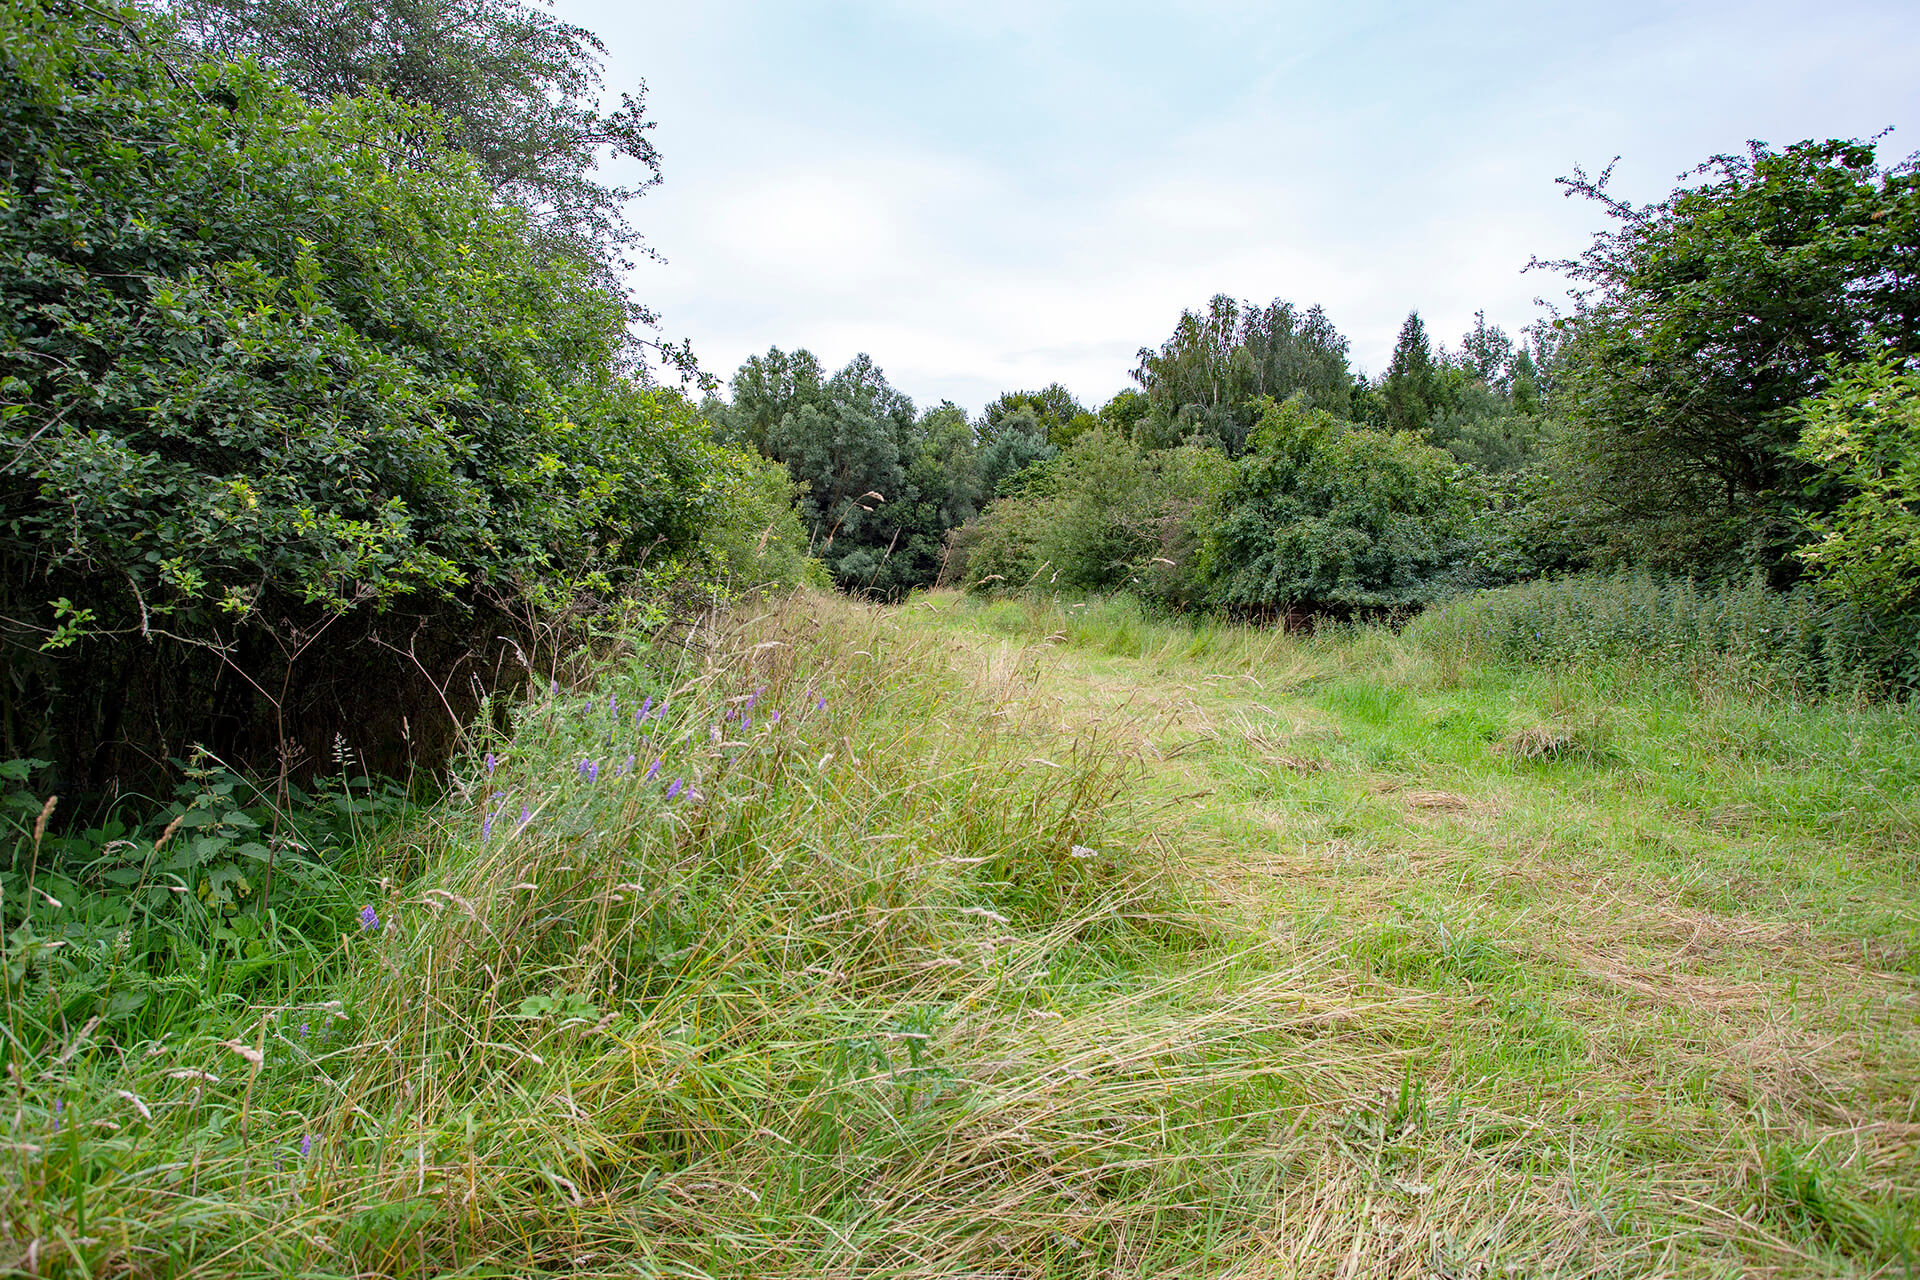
[6,589,1916,1277]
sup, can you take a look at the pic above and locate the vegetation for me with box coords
[0,0,808,789]
[2,0,1918,1273]
[1542,141,1920,575]
[6,591,1915,1276]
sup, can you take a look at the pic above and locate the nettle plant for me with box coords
[0,0,757,788]
[0,751,399,1045]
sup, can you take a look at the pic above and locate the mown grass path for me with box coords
[906,592,1920,1278]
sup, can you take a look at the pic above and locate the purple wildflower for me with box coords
[300,1133,313,1159]
[624,754,635,775]
[609,694,617,716]
[52,1099,62,1132]
[585,759,599,783]
[482,808,494,841]
[578,758,593,779]
[519,803,532,829]
[665,778,683,800]
[816,695,827,711]
[299,1021,309,1041]
[746,686,762,710]
[742,717,751,731]
[645,758,662,782]
[770,710,781,724]
[639,695,653,721]
[485,751,497,775]
[550,679,558,696]
[359,905,379,931]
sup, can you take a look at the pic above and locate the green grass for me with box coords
[4,588,1916,1276]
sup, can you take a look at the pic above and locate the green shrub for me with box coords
[0,0,759,788]
[0,752,398,1050]
[951,431,1228,609]
[1791,355,1920,628]
[1205,395,1465,616]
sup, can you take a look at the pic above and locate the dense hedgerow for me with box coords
[0,0,806,789]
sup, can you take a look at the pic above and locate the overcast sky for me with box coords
[561,0,1920,415]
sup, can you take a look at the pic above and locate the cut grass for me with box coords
[5,588,1916,1277]
[910,589,1920,1276]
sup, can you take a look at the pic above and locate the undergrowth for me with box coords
[6,587,1915,1277]
[0,593,1315,1278]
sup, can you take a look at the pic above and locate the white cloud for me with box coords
[585,0,1920,414]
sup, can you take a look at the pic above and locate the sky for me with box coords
[561,0,1920,416]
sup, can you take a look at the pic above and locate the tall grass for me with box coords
[3,594,1353,1278]
[1413,569,1916,699]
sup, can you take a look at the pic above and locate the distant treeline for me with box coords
[707,141,1919,690]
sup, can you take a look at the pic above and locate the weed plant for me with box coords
[1413,568,1916,698]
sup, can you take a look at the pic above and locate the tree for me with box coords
[976,407,1058,497]
[1459,311,1515,388]
[169,0,661,294]
[1539,138,1920,573]
[1133,294,1354,454]
[1791,356,1920,626]
[982,383,1087,444]
[0,0,748,786]
[1380,310,1438,436]
[707,346,826,451]
[1097,388,1151,437]
[1422,312,1553,472]
[951,432,1230,608]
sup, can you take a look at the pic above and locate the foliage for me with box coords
[692,447,828,597]
[953,432,1229,608]
[1443,461,1592,591]
[1381,310,1439,435]
[974,404,1057,496]
[1540,138,1920,573]
[169,0,663,290]
[0,752,399,1048]
[1790,356,1920,628]
[1415,568,1916,697]
[982,382,1092,446]
[1205,396,1466,615]
[1133,294,1352,453]
[0,0,746,786]
[712,350,998,599]
[704,345,826,453]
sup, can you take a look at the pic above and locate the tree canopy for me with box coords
[0,0,789,785]
[1541,139,1920,573]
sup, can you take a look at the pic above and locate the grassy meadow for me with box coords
[4,588,1917,1277]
